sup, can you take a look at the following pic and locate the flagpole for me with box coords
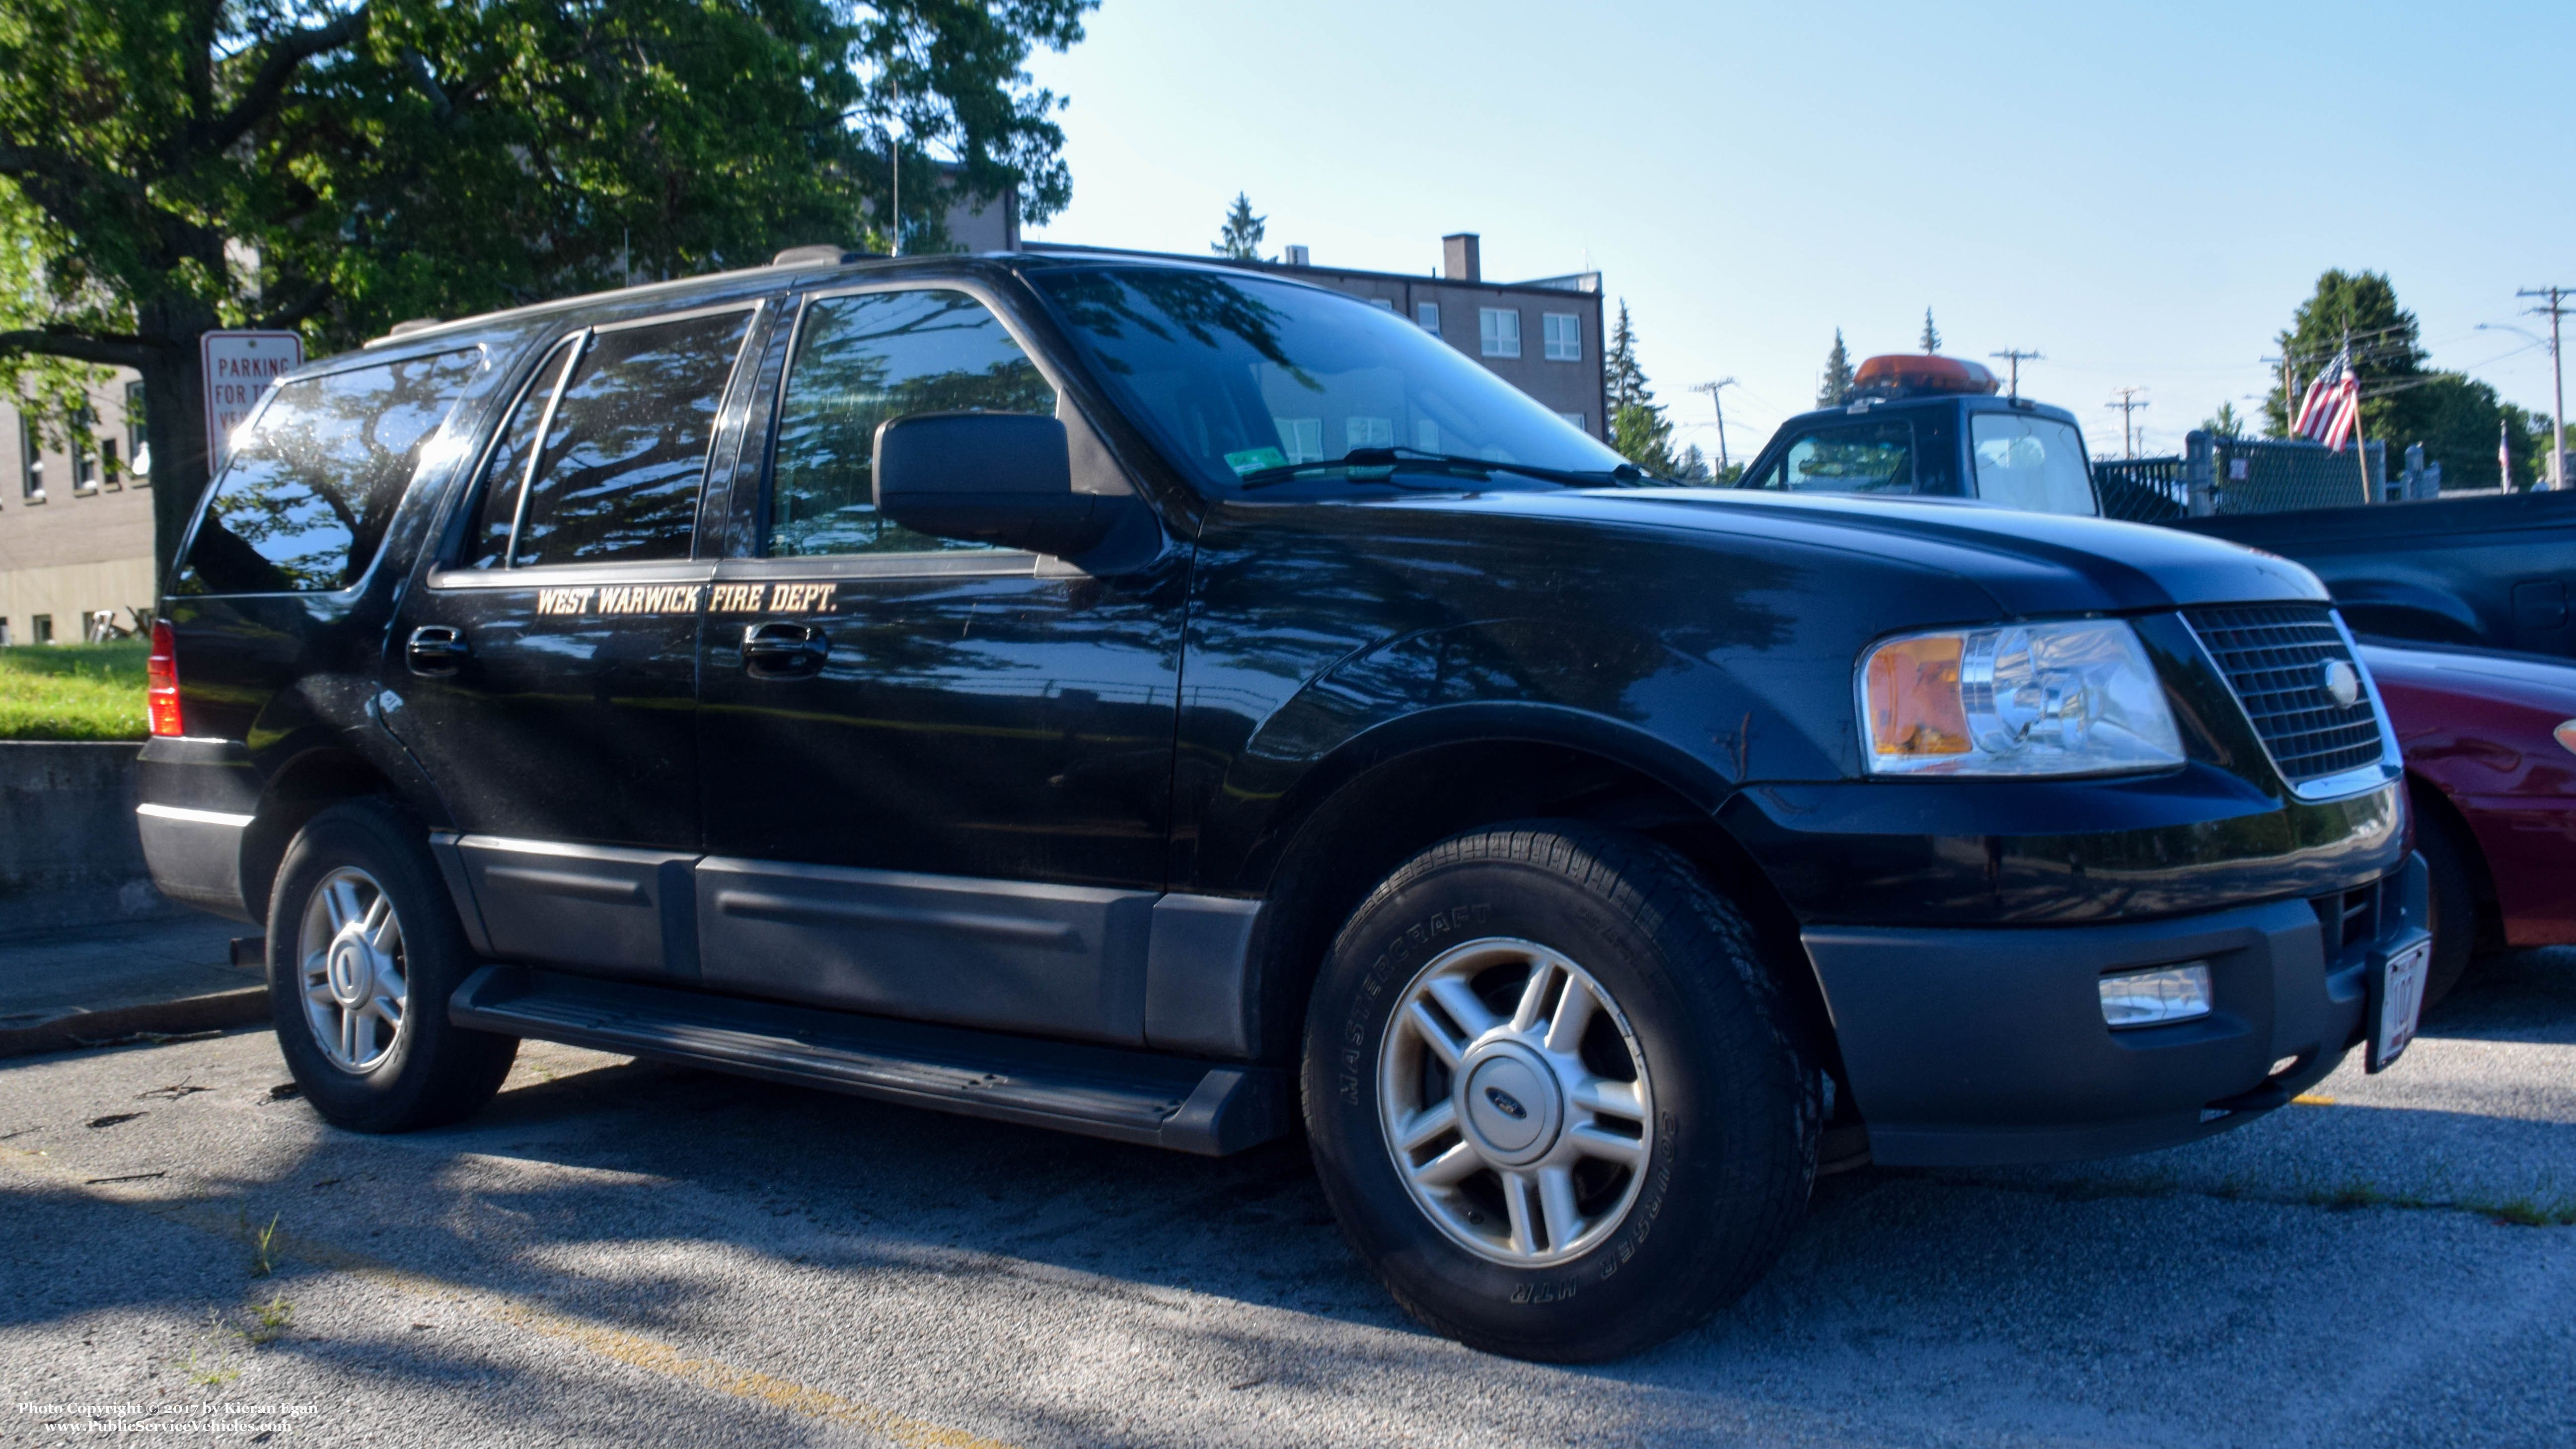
[2346,330,2372,503]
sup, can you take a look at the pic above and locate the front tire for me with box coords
[267,798,517,1132]
[2417,805,2484,1011]
[1303,824,1817,1362]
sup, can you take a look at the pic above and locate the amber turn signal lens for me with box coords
[1865,634,1970,756]
[146,620,183,737]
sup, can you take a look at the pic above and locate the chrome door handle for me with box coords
[742,622,827,679]
[406,626,468,676]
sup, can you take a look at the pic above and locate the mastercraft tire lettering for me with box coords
[1302,824,1819,1362]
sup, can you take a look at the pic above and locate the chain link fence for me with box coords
[2093,435,2387,520]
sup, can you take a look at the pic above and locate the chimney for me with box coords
[1442,233,1480,283]
[1284,244,1310,267]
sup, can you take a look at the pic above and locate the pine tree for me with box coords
[1920,308,1941,354]
[1213,192,1267,261]
[1606,300,1654,413]
[1817,329,1854,407]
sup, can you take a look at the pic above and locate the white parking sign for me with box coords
[201,330,304,469]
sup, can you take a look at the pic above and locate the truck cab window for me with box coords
[1971,413,2098,516]
[179,350,482,594]
[767,289,1056,557]
[493,310,751,569]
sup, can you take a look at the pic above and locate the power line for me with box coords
[1988,349,2043,400]
[2104,388,2149,460]
[1688,379,1738,471]
[2518,286,2570,491]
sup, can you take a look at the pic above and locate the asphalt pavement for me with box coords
[2,948,2572,1448]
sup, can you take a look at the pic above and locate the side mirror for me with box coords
[874,412,1123,558]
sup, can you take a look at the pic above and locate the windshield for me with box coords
[1970,413,2097,516]
[1029,267,1631,496]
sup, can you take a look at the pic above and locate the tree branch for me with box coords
[187,6,374,160]
[0,328,161,369]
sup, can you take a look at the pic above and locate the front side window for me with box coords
[1971,413,2098,516]
[1748,421,1916,496]
[1032,268,1631,499]
[1480,307,1521,358]
[179,350,482,593]
[767,289,1056,557]
[1543,313,1581,362]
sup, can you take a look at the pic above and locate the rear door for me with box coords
[382,302,766,982]
[692,281,1188,1045]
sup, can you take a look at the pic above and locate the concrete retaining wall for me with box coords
[0,741,185,937]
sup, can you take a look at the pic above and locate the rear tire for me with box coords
[1302,823,1817,1362]
[267,798,517,1132]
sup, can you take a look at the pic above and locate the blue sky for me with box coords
[1022,0,2576,463]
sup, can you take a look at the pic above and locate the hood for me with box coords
[1414,487,2327,618]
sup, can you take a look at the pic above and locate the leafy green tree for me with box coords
[1213,192,1267,261]
[1817,328,1854,406]
[2200,401,2247,438]
[2263,269,2548,489]
[1919,307,1940,354]
[0,0,1095,577]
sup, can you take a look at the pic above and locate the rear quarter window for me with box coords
[179,349,483,593]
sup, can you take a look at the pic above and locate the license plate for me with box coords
[2368,937,2430,1073]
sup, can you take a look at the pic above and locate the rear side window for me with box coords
[1971,413,2098,516]
[179,350,481,593]
[469,310,752,569]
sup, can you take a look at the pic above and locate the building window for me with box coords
[1367,297,1395,312]
[1543,313,1582,362]
[71,406,97,492]
[1480,308,1521,358]
[100,437,120,488]
[1558,412,1587,433]
[16,411,40,501]
[0,620,11,646]
[1417,302,1441,335]
[1415,420,1441,452]
[1346,415,1394,450]
[124,380,147,483]
[1276,416,1324,463]
[31,614,53,645]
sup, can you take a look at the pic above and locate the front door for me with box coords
[383,302,764,980]
[694,283,1187,1044]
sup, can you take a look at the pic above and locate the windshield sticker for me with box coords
[1225,446,1290,476]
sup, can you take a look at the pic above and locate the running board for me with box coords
[448,966,1289,1155]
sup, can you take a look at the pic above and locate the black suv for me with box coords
[139,251,2428,1362]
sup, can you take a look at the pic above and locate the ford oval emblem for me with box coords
[2322,659,2361,709]
[1484,1086,1529,1120]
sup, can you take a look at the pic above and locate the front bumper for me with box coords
[1804,854,2428,1166]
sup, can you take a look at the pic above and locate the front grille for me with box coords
[2186,604,2387,788]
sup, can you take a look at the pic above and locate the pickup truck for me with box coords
[1733,356,2576,662]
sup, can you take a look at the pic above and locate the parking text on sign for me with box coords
[200,331,306,470]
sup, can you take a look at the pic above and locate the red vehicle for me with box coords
[2361,641,2576,1004]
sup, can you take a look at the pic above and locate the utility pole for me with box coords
[1689,379,1737,473]
[2519,286,2570,490]
[2105,388,2148,459]
[1988,349,2043,400]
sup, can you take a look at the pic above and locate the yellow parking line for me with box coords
[1,1149,1020,1449]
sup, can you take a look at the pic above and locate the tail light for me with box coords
[147,621,183,737]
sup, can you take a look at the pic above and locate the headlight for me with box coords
[1858,618,2184,778]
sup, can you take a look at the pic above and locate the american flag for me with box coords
[2291,346,2362,450]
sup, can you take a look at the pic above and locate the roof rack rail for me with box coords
[363,317,445,346]
[770,244,881,268]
